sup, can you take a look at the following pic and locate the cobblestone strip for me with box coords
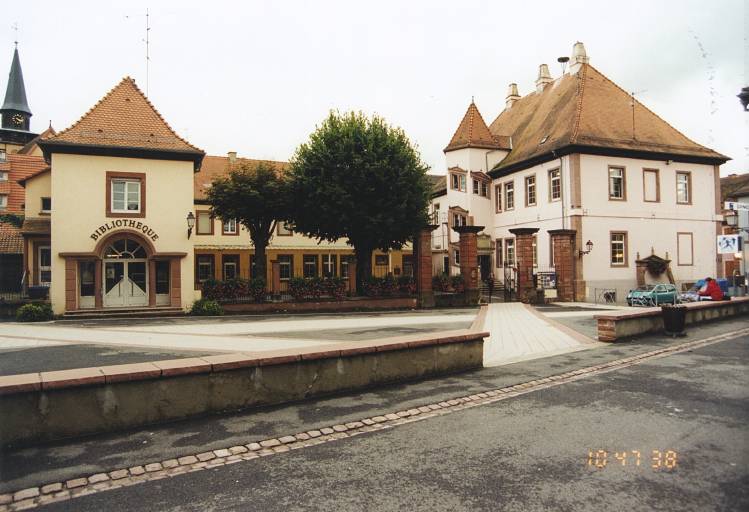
[3,328,746,511]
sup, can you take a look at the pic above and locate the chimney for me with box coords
[535,64,553,92]
[227,151,237,163]
[569,41,590,74]
[505,83,520,109]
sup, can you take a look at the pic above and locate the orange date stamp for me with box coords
[587,450,678,470]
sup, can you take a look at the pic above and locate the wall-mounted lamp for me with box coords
[186,212,196,239]
[579,240,593,257]
[725,211,739,227]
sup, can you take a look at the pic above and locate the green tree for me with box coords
[288,111,430,291]
[206,162,289,284]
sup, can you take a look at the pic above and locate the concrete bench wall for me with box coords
[0,330,486,447]
[596,297,749,342]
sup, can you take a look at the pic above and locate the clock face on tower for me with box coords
[11,114,24,127]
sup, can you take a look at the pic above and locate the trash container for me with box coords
[661,304,686,337]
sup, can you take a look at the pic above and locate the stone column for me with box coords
[94,260,103,309]
[453,225,484,305]
[169,258,181,307]
[416,224,439,308]
[148,259,157,306]
[509,227,540,303]
[347,259,357,295]
[64,258,77,312]
[271,260,280,299]
[548,229,577,302]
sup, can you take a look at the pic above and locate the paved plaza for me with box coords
[0,304,620,376]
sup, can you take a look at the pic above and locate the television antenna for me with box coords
[630,89,647,140]
[125,9,151,96]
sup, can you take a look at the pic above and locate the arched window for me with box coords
[103,237,147,259]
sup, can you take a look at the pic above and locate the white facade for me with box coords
[431,148,722,302]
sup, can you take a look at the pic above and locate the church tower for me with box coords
[0,44,37,153]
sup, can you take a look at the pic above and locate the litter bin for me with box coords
[661,304,686,337]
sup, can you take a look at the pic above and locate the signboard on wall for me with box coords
[717,235,741,254]
[725,201,749,211]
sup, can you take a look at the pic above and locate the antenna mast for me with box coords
[145,9,150,96]
[630,90,647,140]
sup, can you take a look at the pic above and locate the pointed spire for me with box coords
[444,101,503,152]
[2,47,31,115]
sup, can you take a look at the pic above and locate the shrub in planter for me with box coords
[326,277,347,300]
[450,275,465,293]
[249,277,266,303]
[289,277,308,301]
[398,275,416,295]
[200,279,222,301]
[190,298,224,316]
[362,276,384,297]
[221,278,247,301]
[433,273,450,292]
[308,276,326,300]
[381,274,398,296]
[16,302,53,322]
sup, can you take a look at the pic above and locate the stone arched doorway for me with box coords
[61,229,184,312]
[100,235,150,308]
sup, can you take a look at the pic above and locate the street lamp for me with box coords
[579,240,593,257]
[186,212,196,239]
[725,210,739,228]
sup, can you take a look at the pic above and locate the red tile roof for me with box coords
[0,154,47,214]
[46,77,204,155]
[445,102,508,152]
[17,126,56,155]
[488,64,728,172]
[195,155,288,201]
[0,222,23,254]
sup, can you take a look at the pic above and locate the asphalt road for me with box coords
[23,321,748,512]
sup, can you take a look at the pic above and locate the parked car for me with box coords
[626,284,678,307]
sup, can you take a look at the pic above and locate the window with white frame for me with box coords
[196,255,214,283]
[504,182,514,210]
[0,170,7,181]
[303,254,318,277]
[473,179,479,194]
[495,185,502,212]
[525,175,536,206]
[0,194,7,210]
[532,235,538,267]
[450,172,467,192]
[340,257,349,278]
[278,254,293,280]
[453,248,460,266]
[608,167,625,200]
[676,172,691,204]
[111,179,141,213]
[322,254,337,277]
[38,246,51,285]
[548,168,561,201]
[505,238,515,266]
[610,232,627,266]
[0,150,6,162]
[222,218,238,235]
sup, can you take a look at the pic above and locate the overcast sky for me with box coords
[4,0,747,175]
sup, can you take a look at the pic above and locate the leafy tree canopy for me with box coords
[206,161,290,282]
[288,111,430,257]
